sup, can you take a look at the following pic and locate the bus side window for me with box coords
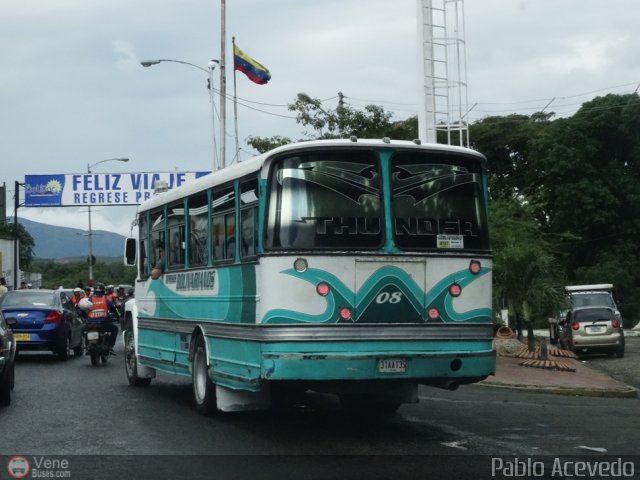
[240,178,259,259]
[138,213,149,276]
[167,202,185,269]
[241,208,257,257]
[224,212,236,260]
[211,185,236,263]
[212,216,224,261]
[150,208,165,276]
[188,192,209,267]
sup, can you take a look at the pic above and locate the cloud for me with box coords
[113,40,140,70]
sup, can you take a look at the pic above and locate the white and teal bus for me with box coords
[123,138,495,415]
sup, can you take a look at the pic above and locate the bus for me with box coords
[123,138,495,415]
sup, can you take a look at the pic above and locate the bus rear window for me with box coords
[391,152,489,251]
[266,150,383,250]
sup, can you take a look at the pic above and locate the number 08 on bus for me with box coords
[123,138,495,415]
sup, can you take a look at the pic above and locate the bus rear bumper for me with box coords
[259,348,496,384]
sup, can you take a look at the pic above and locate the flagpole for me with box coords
[219,0,227,169]
[232,37,240,164]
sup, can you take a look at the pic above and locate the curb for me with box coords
[479,380,638,398]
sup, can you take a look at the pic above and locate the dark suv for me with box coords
[0,310,17,405]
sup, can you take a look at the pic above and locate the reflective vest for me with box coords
[88,295,108,320]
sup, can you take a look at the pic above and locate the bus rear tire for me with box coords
[192,335,217,415]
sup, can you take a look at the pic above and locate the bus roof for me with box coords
[136,138,486,213]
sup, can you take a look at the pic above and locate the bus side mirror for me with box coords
[124,238,137,266]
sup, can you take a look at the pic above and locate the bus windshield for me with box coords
[266,149,383,249]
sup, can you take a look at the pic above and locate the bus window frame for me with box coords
[240,176,259,260]
[211,183,237,264]
[166,200,186,270]
[187,191,210,268]
[149,207,166,277]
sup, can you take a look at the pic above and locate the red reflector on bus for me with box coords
[316,283,330,296]
[339,307,352,320]
[427,308,440,320]
[469,260,481,274]
[449,283,462,297]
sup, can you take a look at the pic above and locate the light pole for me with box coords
[86,157,129,284]
[141,58,221,171]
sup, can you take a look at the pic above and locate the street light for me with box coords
[141,58,221,171]
[86,157,129,284]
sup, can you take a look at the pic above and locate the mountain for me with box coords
[13,217,126,260]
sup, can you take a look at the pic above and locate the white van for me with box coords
[565,284,621,322]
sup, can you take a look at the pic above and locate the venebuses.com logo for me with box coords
[6,456,30,479]
[6,456,71,479]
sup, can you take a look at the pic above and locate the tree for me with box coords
[469,113,551,202]
[246,135,292,154]
[530,93,640,325]
[31,259,136,289]
[490,197,565,341]
[0,222,35,268]
[247,94,418,149]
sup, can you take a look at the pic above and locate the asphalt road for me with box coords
[577,332,640,390]
[1,335,638,479]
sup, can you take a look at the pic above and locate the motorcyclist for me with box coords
[106,285,117,303]
[113,286,129,317]
[86,283,119,355]
[70,287,85,308]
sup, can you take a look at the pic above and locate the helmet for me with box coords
[93,283,106,295]
[106,284,114,291]
[78,298,93,311]
[73,287,82,294]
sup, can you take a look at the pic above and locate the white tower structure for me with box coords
[416,0,469,146]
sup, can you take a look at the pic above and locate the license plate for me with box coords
[14,333,31,342]
[587,326,605,334]
[378,358,407,373]
[87,331,100,341]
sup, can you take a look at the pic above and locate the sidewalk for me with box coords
[479,336,638,398]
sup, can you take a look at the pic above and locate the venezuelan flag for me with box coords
[233,44,271,85]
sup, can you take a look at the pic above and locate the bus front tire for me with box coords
[124,330,152,387]
[192,335,217,415]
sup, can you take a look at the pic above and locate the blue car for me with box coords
[0,289,85,360]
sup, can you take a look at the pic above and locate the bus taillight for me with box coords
[339,307,352,320]
[316,282,330,296]
[469,260,482,275]
[427,308,440,320]
[449,283,462,297]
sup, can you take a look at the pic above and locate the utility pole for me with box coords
[219,0,227,169]
[13,181,20,290]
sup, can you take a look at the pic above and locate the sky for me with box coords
[1,0,639,239]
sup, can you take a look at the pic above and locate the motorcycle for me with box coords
[84,321,112,366]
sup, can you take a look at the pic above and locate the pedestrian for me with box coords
[0,277,8,297]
